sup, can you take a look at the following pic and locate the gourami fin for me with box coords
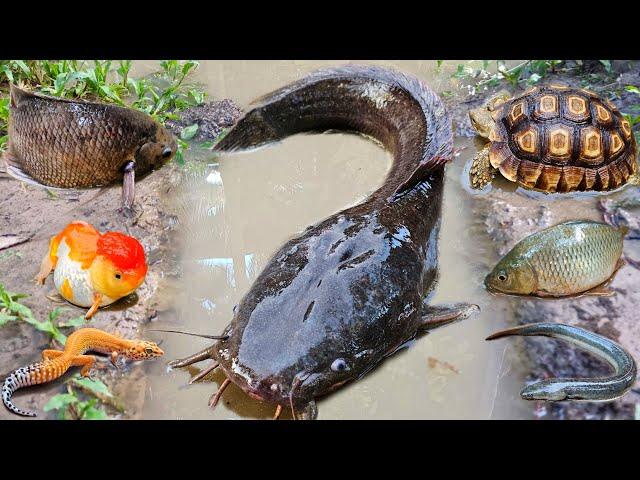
[10,83,97,106]
[9,84,35,108]
[3,150,65,190]
[582,285,615,297]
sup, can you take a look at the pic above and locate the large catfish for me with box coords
[164,65,479,419]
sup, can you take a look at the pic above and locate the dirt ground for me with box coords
[0,99,241,420]
[448,60,640,419]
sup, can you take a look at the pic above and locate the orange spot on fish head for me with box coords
[90,232,147,299]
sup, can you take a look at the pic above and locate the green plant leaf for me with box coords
[3,289,29,302]
[12,60,31,76]
[82,405,109,420]
[48,307,67,322]
[59,316,86,328]
[44,393,78,412]
[180,123,199,140]
[626,85,640,96]
[0,312,17,326]
[72,377,113,397]
[599,60,612,73]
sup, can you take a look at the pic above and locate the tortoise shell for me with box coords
[489,84,637,192]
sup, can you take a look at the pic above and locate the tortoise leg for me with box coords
[628,173,640,187]
[469,144,495,189]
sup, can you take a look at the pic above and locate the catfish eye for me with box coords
[114,273,122,280]
[331,358,349,372]
[497,272,507,282]
[161,146,173,159]
[145,347,154,355]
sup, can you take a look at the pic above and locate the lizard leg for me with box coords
[110,351,120,368]
[42,349,64,361]
[72,355,97,377]
[85,293,103,319]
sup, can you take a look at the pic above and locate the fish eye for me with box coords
[161,146,173,158]
[497,272,507,282]
[144,347,154,355]
[114,273,122,279]
[331,358,349,372]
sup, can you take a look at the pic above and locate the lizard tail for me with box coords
[2,365,39,417]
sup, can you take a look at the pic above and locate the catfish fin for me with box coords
[294,399,318,420]
[418,302,480,332]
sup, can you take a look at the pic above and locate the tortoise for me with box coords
[468,84,639,193]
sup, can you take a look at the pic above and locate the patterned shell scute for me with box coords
[491,85,638,192]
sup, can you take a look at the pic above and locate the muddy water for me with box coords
[140,61,532,419]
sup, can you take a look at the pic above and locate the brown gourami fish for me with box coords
[3,84,177,209]
[161,65,480,420]
[485,220,627,298]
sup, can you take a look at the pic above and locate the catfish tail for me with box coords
[213,64,453,198]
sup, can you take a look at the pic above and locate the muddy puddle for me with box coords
[130,60,539,419]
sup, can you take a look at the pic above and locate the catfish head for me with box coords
[212,212,427,418]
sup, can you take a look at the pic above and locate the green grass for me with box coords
[622,84,640,146]
[44,374,117,420]
[0,60,207,159]
[449,60,620,92]
[450,60,563,90]
[0,282,85,345]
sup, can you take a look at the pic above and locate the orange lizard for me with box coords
[2,327,163,417]
[36,221,148,319]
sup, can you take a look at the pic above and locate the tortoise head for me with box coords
[469,90,511,139]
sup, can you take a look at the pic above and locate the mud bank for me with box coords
[0,98,240,419]
[448,61,640,419]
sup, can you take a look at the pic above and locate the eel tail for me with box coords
[487,322,637,402]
